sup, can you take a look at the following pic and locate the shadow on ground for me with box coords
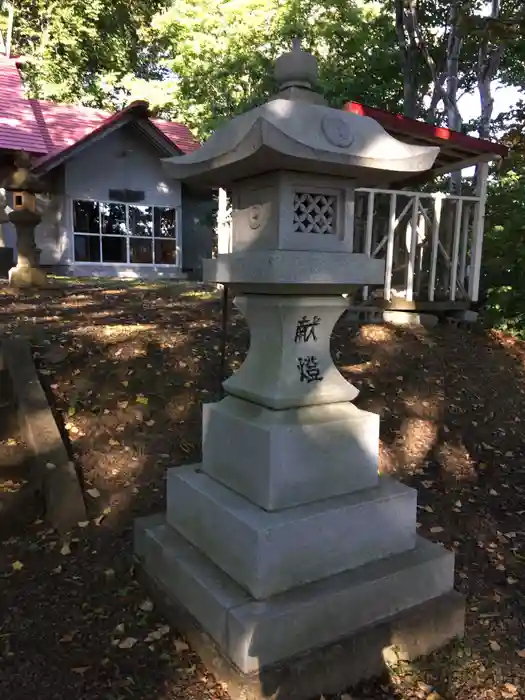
[0,280,524,700]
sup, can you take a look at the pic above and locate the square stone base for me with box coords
[135,514,464,688]
[202,396,380,510]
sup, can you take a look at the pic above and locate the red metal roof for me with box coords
[345,102,508,159]
[32,101,187,173]
[0,56,47,154]
[29,99,200,157]
[0,58,200,160]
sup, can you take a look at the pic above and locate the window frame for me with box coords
[71,198,181,267]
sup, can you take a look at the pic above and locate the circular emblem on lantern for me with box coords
[248,204,262,229]
[321,114,353,148]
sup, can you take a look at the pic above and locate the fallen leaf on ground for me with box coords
[77,521,89,528]
[517,649,525,658]
[94,509,110,525]
[60,542,71,556]
[417,682,433,693]
[490,640,502,652]
[71,667,90,675]
[86,488,100,498]
[502,683,518,697]
[139,599,154,612]
[430,526,444,534]
[145,625,170,642]
[174,639,189,653]
[119,637,138,649]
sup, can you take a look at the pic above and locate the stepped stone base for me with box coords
[166,466,417,599]
[135,513,463,682]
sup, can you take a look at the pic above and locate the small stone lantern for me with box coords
[136,42,464,696]
[3,153,47,288]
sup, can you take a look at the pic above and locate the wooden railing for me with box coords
[354,188,483,303]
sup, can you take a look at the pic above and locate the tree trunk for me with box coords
[395,0,419,118]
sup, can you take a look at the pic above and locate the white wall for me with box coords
[65,126,180,204]
[58,125,182,269]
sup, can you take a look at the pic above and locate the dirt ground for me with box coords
[0,279,525,700]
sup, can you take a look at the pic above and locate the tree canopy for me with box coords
[4,0,524,137]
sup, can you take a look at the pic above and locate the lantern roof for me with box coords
[163,40,439,188]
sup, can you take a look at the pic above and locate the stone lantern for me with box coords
[2,153,48,288]
[136,42,464,697]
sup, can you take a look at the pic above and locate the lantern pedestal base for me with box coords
[8,264,48,288]
[135,513,464,697]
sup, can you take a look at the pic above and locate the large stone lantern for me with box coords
[136,42,464,697]
[2,153,48,288]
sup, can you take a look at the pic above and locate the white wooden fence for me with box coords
[355,187,484,303]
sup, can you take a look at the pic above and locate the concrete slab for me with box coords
[449,309,479,323]
[383,310,438,328]
[346,306,384,324]
[135,515,460,677]
[202,396,379,510]
[2,338,86,532]
[166,466,417,599]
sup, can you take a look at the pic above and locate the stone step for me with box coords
[166,465,417,599]
[135,514,456,674]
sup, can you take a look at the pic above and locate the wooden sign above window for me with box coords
[108,189,145,203]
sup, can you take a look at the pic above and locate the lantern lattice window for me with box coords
[293,192,336,235]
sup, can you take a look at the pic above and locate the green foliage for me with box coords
[7,0,525,138]
[8,0,168,108]
[482,143,525,337]
[116,0,405,138]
